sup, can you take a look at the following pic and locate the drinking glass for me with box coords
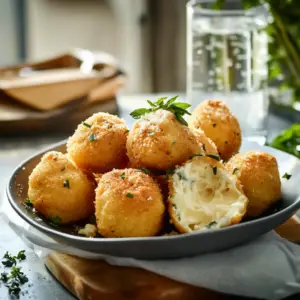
[187,0,269,144]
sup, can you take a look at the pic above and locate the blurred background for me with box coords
[0,0,299,159]
[0,0,186,93]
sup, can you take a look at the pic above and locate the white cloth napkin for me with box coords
[3,212,300,300]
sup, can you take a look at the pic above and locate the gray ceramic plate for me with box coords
[6,140,300,259]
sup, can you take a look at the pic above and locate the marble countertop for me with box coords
[0,94,294,299]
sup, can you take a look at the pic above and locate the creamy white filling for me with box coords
[171,161,247,232]
[138,110,170,133]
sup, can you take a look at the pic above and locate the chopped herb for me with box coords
[24,198,33,208]
[83,122,92,128]
[126,193,134,198]
[206,221,217,228]
[125,129,130,134]
[63,179,70,188]
[2,252,16,267]
[50,216,62,226]
[120,172,125,180]
[0,251,29,298]
[6,281,21,296]
[0,272,8,282]
[172,140,176,146]
[130,96,191,126]
[232,168,239,175]
[137,168,150,175]
[206,154,220,161]
[212,166,217,175]
[88,133,97,141]
[282,172,292,180]
[10,266,28,284]
[202,143,206,152]
[147,132,154,136]
[61,167,66,172]
[190,153,204,159]
[172,203,177,209]
[177,172,187,181]
[189,153,220,161]
[166,168,175,175]
[16,251,26,261]
[212,123,216,127]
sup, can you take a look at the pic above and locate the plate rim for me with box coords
[6,140,300,244]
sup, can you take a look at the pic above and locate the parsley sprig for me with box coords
[1,250,29,298]
[130,96,191,126]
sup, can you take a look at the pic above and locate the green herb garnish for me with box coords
[166,168,175,175]
[232,168,239,175]
[50,216,62,226]
[6,281,21,296]
[130,96,191,126]
[137,168,150,175]
[120,172,125,180]
[0,251,29,298]
[10,266,28,284]
[83,122,92,128]
[206,221,217,228]
[63,179,70,188]
[88,133,97,141]
[126,193,134,198]
[189,153,220,161]
[16,250,26,261]
[1,272,8,282]
[2,252,16,267]
[147,132,154,136]
[212,166,217,175]
[282,172,292,180]
[269,124,300,159]
[24,199,33,208]
[177,172,187,181]
[125,129,130,134]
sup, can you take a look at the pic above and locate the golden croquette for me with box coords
[95,168,165,237]
[189,99,241,161]
[190,127,219,156]
[67,112,128,173]
[168,156,248,233]
[226,151,281,217]
[28,151,95,224]
[126,109,201,170]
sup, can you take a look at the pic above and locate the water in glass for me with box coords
[187,3,269,144]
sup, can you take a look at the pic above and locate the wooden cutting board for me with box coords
[44,215,300,300]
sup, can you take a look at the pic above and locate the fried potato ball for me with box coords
[67,112,129,173]
[126,109,201,171]
[225,151,281,217]
[189,99,242,161]
[190,127,219,156]
[168,156,248,233]
[28,151,95,224]
[95,168,165,237]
